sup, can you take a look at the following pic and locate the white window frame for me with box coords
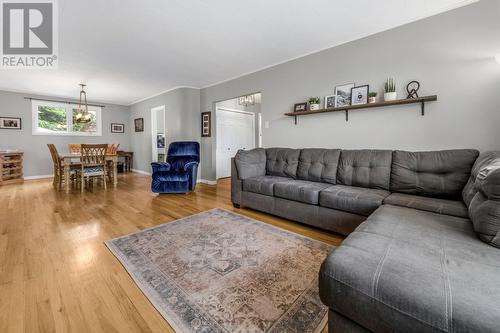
[32,100,102,136]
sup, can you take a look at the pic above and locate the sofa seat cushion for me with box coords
[153,171,189,182]
[384,193,469,218]
[319,185,390,216]
[242,176,291,196]
[319,205,500,333]
[274,180,331,205]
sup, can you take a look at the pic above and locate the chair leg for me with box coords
[103,174,107,190]
[81,174,85,193]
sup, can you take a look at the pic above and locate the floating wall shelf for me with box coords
[285,95,438,124]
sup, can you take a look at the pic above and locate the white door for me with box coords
[216,109,255,179]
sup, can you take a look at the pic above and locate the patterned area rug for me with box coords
[106,208,334,333]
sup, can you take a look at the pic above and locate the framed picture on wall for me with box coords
[134,118,144,132]
[0,117,21,130]
[293,102,308,112]
[201,112,211,137]
[111,123,124,133]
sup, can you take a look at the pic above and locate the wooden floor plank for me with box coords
[0,173,343,332]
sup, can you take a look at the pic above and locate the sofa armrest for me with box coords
[183,161,199,172]
[234,148,266,180]
[231,158,242,206]
[151,162,171,173]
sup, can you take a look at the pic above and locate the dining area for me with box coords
[47,143,121,193]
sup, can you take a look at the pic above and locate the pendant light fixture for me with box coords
[238,94,255,107]
[75,83,91,123]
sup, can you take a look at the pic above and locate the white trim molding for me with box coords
[132,169,152,176]
[197,179,217,185]
[24,174,53,180]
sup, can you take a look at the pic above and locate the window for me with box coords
[32,101,102,136]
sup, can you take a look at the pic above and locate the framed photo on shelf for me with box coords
[134,118,144,132]
[0,117,21,130]
[293,102,308,112]
[334,83,355,107]
[111,123,124,133]
[324,95,336,109]
[350,85,369,105]
[201,111,211,137]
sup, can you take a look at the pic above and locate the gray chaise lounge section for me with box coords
[232,147,500,332]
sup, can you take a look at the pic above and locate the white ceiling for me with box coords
[0,0,476,105]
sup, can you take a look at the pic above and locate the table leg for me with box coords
[113,156,118,187]
[64,159,70,193]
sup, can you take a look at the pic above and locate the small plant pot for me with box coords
[384,92,397,101]
[368,97,377,104]
[309,104,320,110]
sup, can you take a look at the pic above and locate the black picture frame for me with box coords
[111,123,124,133]
[350,85,369,105]
[293,102,308,112]
[134,118,144,132]
[0,117,22,130]
[201,112,211,137]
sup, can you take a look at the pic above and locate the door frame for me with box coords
[151,105,165,163]
[215,107,256,179]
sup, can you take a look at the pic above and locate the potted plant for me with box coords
[368,92,377,104]
[384,78,397,101]
[309,97,321,110]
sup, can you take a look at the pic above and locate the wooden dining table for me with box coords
[59,152,118,193]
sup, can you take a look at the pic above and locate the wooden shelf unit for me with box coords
[0,151,24,185]
[285,95,438,123]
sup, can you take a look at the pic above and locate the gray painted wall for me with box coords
[200,0,500,180]
[129,88,200,173]
[0,90,130,177]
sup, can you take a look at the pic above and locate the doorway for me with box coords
[151,105,166,163]
[215,93,261,179]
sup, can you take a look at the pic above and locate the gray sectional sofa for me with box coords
[231,148,500,333]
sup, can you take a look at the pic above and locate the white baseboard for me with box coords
[24,174,53,180]
[197,179,217,185]
[132,169,152,175]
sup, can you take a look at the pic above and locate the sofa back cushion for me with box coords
[234,148,266,180]
[266,148,301,178]
[297,148,341,184]
[463,151,500,248]
[337,150,392,190]
[391,149,479,199]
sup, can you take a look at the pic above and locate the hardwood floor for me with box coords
[0,173,344,333]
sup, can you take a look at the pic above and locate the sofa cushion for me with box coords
[265,148,301,178]
[319,185,390,216]
[319,205,500,333]
[337,150,392,190]
[384,192,468,218]
[234,148,266,180]
[274,180,331,205]
[242,175,291,196]
[464,151,500,248]
[391,149,479,199]
[297,148,341,184]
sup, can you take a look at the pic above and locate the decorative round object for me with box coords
[406,81,420,99]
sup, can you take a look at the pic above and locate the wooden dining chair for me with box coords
[68,144,81,154]
[47,144,78,190]
[79,144,108,192]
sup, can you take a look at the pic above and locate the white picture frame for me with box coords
[324,95,336,109]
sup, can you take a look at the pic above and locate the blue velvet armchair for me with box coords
[151,141,200,193]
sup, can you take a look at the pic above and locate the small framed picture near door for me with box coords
[201,111,211,137]
[134,118,144,132]
[0,117,21,130]
[111,123,124,133]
